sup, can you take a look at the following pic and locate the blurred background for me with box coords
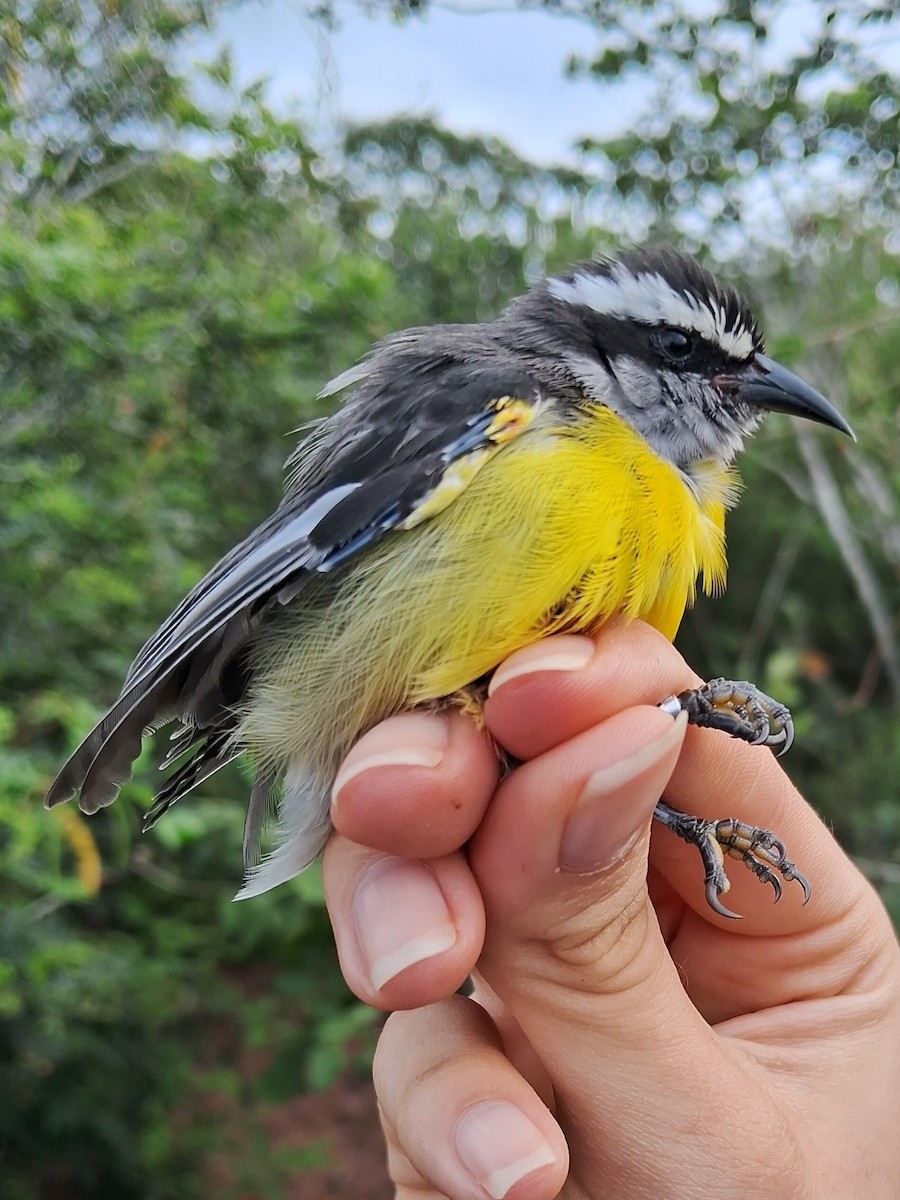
[2,1,899,1196]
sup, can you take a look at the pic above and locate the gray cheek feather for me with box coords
[562,351,621,408]
[566,352,758,468]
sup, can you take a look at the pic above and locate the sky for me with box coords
[188,0,837,167]
[179,1,900,260]
[196,0,644,165]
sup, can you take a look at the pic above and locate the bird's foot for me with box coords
[652,801,811,919]
[659,677,794,757]
[654,677,806,916]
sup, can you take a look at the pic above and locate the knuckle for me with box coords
[548,881,651,983]
[491,875,657,1001]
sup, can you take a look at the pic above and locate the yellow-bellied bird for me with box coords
[46,248,853,915]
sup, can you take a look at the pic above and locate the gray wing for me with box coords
[45,483,358,814]
[46,344,543,824]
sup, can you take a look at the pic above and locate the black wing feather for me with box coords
[46,342,542,819]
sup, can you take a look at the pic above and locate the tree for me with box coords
[2,2,899,1194]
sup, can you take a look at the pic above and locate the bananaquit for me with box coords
[47,247,853,915]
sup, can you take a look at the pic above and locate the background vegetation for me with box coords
[2,1,898,1195]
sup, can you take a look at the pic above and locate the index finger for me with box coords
[484,621,701,760]
[330,709,500,860]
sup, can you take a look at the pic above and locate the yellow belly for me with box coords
[245,407,737,772]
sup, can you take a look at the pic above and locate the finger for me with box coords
[469,974,557,1112]
[466,706,805,1194]
[323,835,485,1010]
[471,704,688,925]
[375,996,568,1200]
[485,621,700,760]
[331,710,500,860]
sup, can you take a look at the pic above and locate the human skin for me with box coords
[321,622,900,1200]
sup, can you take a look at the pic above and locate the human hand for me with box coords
[322,622,900,1199]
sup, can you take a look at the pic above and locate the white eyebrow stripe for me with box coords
[548,267,756,360]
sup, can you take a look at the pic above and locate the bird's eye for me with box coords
[655,327,694,361]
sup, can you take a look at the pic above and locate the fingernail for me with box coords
[488,635,594,698]
[332,713,449,808]
[456,1102,559,1199]
[559,710,687,874]
[351,857,458,992]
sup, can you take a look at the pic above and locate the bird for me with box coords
[46,246,853,914]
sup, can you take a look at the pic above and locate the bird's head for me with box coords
[500,247,853,469]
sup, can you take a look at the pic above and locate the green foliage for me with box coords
[1,4,388,1195]
[345,0,900,257]
[2,0,899,1195]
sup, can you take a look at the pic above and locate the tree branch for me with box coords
[847,446,900,571]
[64,156,147,206]
[794,422,900,703]
[738,518,810,680]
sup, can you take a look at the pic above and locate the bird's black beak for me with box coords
[734,353,855,439]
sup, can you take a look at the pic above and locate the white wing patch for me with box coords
[549,265,756,360]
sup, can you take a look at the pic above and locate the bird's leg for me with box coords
[445,674,809,919]
[655,678,809,919]
[652,802,810,920]
[447,681,491,731]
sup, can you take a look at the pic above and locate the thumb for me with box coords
[470,704,687,1012]
[467,706,797,1196]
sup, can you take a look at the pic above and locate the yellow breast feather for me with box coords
[244,405,736,776]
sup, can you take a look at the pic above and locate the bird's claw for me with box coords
[661,678,794,758]
[653,802,811,919]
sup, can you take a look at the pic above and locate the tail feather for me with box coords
[76,675,186,814]
[160,724,199,768]
[142,731,240,830]
[242,768,279,869]
[234,760,331,900]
